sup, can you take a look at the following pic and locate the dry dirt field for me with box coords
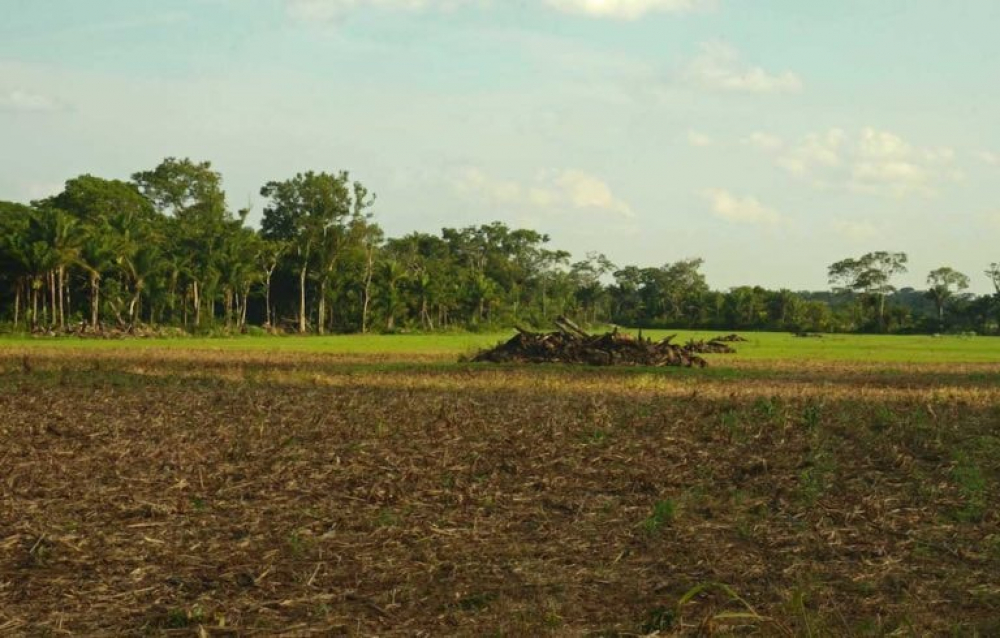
[1,347,999,636]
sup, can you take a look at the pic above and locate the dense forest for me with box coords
[2,157,999,336]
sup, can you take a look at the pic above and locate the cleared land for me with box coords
[1,333,999,635]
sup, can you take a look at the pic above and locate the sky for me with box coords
[1,0,999,292]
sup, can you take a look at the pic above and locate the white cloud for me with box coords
[550,169,633,216]
[742,131,784,152]
[544,0,714,20]
[977,150,999,166]
[702,189,781,225]
[0,89,64,113]
[775,128,845,178]
[770,127,960,198]
[687,129,713,147]
[453,167,633,217]
[452,167,522,205]
[831,219,880,241]
[683,41,803,94]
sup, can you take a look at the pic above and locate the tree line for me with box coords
[2,157,999,336]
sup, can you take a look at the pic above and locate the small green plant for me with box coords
[640,499,676,534]
[641,606,675,633]
[582,428,609,445]
[375,508,399,528]
[753,396,780,420]
[796,450,835,507]
[720,409,745,442]
[164,608,190,629]
[456,592,497,612]
[951,454,987,523]
[674,582,771,633]
[871,405,895,432]
[163,605,205,629]
[286,532,311,557]
[801,401,822,431]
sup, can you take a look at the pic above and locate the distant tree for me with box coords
[133,158,232,328]
[828,251,908,330]
[661,258,709,325]
[0,201,35,327]
[260,171,372,333]
[257,239,287,329]
[570,252,616,325]
[986,263,1000,295]
[46,175,155,328]
[610,266,644,326]
[926,267,970,327]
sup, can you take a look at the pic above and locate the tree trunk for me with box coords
[62,267,71,328]
[240,285,250,329]
[31,281,39,331]
[299,264,308,334]
[317,277,327,336]
[264,269,274,328]
[14,283,21,328]
[420,296,433,330]
[361,252,374,334]
[128,283,142,331]
[224,289,233,328]
[49,271,57,329]
[90,272,101,330]
[192,281,201,329]
[57,267,65,329]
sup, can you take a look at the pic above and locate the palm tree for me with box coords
[76,221,122,329]
[15,213,61,330]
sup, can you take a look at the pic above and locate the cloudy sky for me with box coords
[2,0,998,291]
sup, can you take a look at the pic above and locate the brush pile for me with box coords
[684,338,738,354]
[471,317,741,368]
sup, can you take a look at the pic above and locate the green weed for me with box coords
[640,500,676,534]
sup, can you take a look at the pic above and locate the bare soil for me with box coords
[1,349,998,636]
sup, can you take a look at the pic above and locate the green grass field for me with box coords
[2,329,999,363]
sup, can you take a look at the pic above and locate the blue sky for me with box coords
[2,0,998,292]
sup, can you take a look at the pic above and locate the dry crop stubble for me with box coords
[0,348,998,635]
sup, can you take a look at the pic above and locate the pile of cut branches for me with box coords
[684,338,738,354]
[472,317,724,367]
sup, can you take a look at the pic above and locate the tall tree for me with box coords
[986,263,1000,295]
[0,202,34,327]
[926,267,970,327]
[45,176,155,329]
[260,171,373,334]
[133,158,231,329]
[828,251,908,330]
